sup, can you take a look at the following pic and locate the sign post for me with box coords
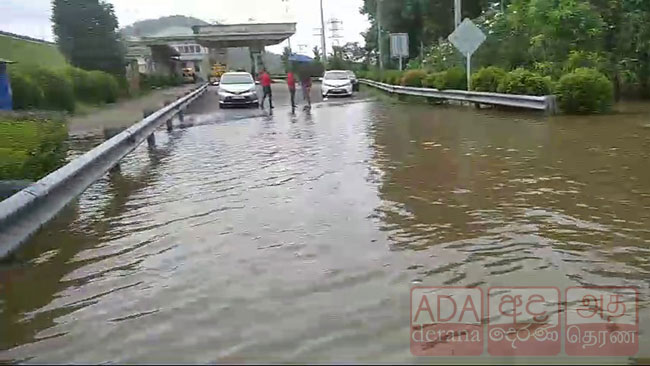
[390,33,409,71]
[448,18,486,90]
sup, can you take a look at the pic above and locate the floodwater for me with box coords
[1,95,649,363]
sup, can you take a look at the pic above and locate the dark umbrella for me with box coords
[288,54,313,63]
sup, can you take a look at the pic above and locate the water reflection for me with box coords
[369,102,650,289]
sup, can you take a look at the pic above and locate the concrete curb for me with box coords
[360,79,558,114]
[0,84,208,259]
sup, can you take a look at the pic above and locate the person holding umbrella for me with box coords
[289,54,314,110]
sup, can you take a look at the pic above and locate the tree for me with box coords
[52,0,126,76]
[281,46,292,72]
[360,0,491,60]
[340,42,367,63]
[328,46,347,69]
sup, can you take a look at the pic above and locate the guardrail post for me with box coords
[143,108,156,147]
[103,127,125,172]
[164,100,174,131]
[178,110,185,123]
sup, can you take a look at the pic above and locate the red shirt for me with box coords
[287,72,296,89]
[260,72,271,87]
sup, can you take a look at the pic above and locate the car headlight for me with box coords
[218,90,231,97]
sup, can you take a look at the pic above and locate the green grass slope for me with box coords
[0,33,67,68]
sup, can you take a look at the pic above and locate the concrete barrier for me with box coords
[360,79,558,113]
[0,84,208,258]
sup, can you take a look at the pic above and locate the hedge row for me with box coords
[9,66,121,112]
[140,73,184,90]
[357,66,613,114]
[0,118,68,181]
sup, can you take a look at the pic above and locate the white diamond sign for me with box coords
[448,18,486,56]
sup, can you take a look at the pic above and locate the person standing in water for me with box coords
[259,69,273,110]
[300,72,312,110]
[287,69,297,112]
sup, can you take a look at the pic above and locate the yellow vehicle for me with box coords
[182,67,196,83]
[210,63,227,84]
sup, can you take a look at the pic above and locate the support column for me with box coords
[249,45,265,77]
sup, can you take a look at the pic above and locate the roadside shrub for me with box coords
[380,70,402,85]
[444,67,467,90]
[0,119,68,180]
[471,66,506,92]
[88,71,119,103]
[423,72,445,89]
[65,67,94,103]
[8,69,44,109]
[30,67,75,112]
[401,70,428,87]
[497,68,552,96]
[556,68,613,114]
[422,67,466,90]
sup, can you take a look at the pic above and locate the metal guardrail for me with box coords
[360,79,558,113]
[0,84,209,258]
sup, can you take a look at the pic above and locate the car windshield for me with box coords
[220,74,253,84]
[324,72,349,80]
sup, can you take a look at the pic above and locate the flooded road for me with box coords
[1,91,649,363]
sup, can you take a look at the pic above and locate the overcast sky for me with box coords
[0,0,369,54]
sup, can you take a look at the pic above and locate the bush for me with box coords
[385,70,403,85]
[8,69,44,109]
[423,67,466,90]
[0,118,68,180]
[497,68,552,96]
[423,71,445,89]
[444,67,467,90]
[471,66,506,92]
[556,68,613,114]
[65,67,94,102]
[401,70,428,87]
[88,71,119,103]
[30,67,75,112]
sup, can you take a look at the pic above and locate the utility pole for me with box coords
[454,0,461,28]
[377,0,383,71]
[282,0,292,51]
[320,0,328,63]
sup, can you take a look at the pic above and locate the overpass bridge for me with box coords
[128,22,296,77]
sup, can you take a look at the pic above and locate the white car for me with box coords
[321,70,354,98]
[217,72,259,108]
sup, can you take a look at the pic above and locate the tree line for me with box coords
[360,0,650,99]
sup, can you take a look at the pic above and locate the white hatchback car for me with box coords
[321,70,354,98]
[217,72,259,108]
